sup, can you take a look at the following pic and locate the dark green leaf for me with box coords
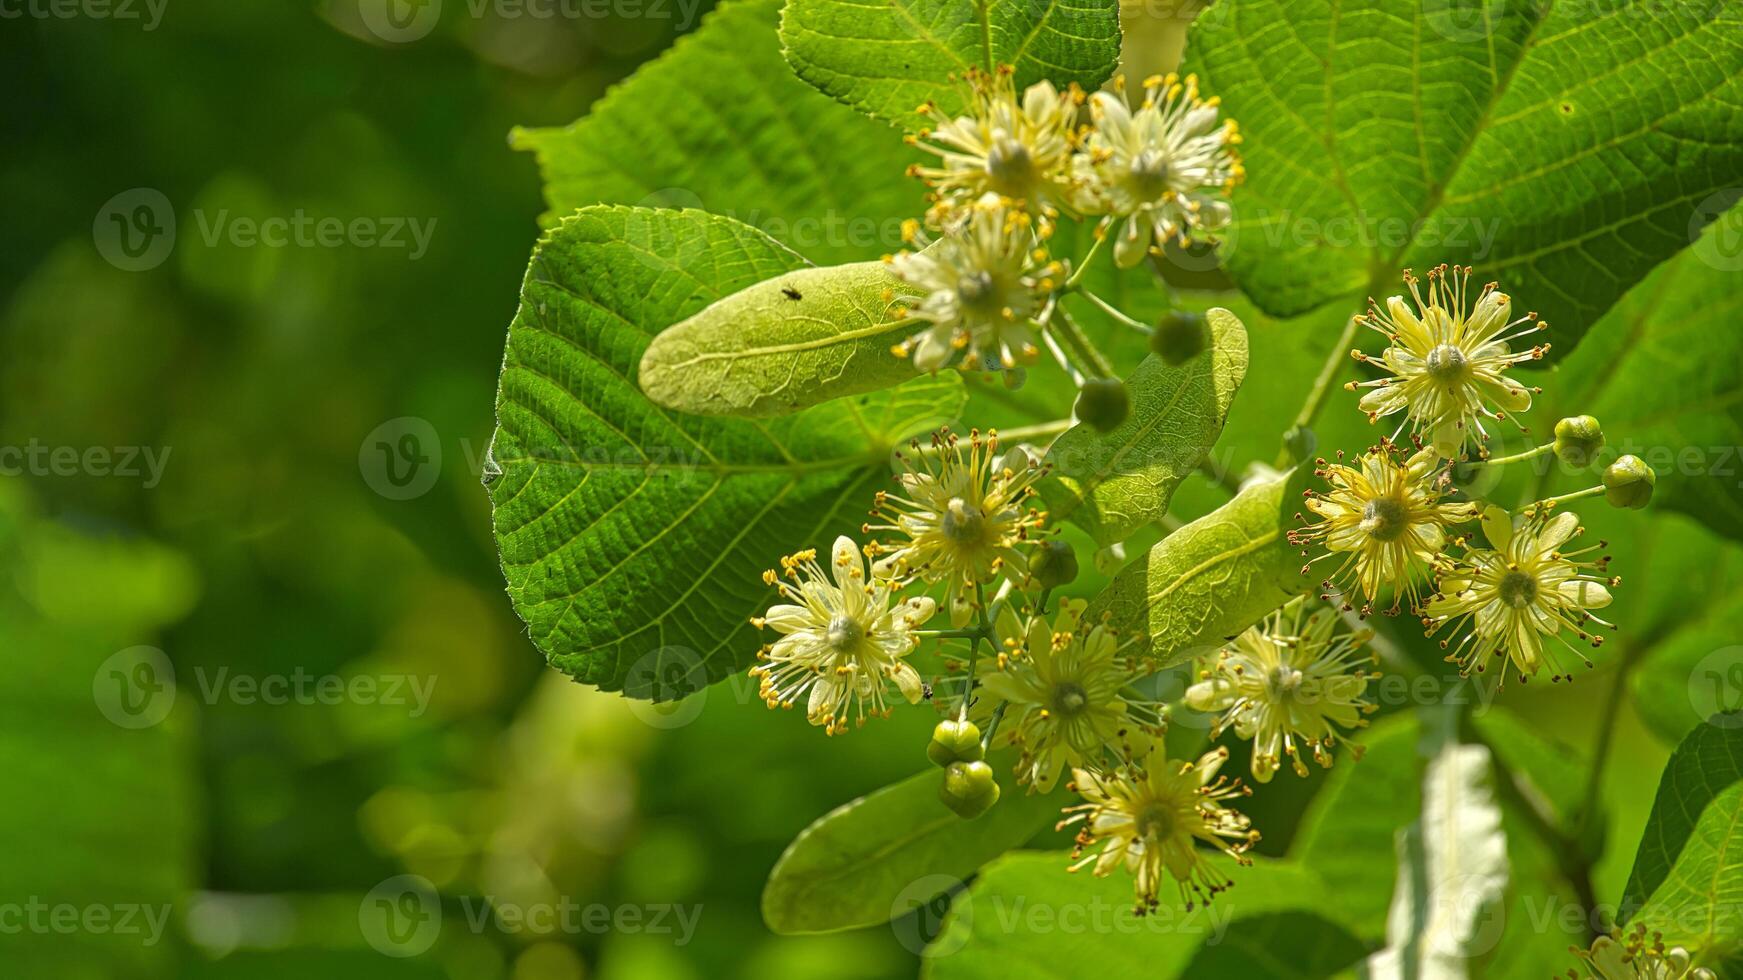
[489,207,962,695]
[1187,0,1743,356]
[513,0,924,266]
[1621,721,1743,918]
[780,0,1122,128]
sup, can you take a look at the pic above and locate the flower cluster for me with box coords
[752,427,1050,729]
[731,53,1675,938]
[1282,265,1658,688]
[887,68,1243,375]
[1566,925,1716,980]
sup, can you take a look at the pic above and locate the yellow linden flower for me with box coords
[1059,745,1258,914]
[1289,444,1479,615]
[1565,924,1716,980]
[887,194,1062,373]
[1423,507,1617,685]
[1073,72,1243,268]
[1185,599,1377,782]
[977,599,1162,792]
[867,428,1046,626]
[907,65,1081,212]
[750,536,936,734]
[1346,265,1549,460]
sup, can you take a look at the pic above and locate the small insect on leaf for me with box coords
[782,286,803,300]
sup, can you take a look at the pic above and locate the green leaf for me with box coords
[1621,722,1743,918]
[1087,466,1313,669]
[1176,910,1368,980]
[779,0,1122,128]
[1187,0,1743,354]
[922,851,1362,979]
[489,206,962,695]
[639,260,922,417]
[512,0,923,267]
[1633,782,1743,957]
[1544,214,1743,543]
[761,752,1063,934]
[1041,307,1249,544]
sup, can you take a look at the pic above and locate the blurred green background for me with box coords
[0,2,960,977]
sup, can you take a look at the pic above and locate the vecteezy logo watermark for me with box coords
[357,0,443,43]
[0,440,171,487]
[1691,188,1743,272]
[93,655,439,729]
[0,0,167,30]
[1421,0,1507,42]
[94,188,176,272]
[462,0,707,29]
[360,875,442,957]
[93,646,177,729]
[1689,646,1743,729]
[622,646,707,729]
[891,875,969,957]
[456,898,702,943]
[360,417,443,500]
[0,899,173,946]
[94,191,438,271]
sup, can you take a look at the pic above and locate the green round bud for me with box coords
[1602,454,1656,509]
[927,719,984,767]
[1029,539,1079,590]
[1002,367,1028,391]
[1075,378,1130,432]
[939,760,1001,819]
[1553,415,1605,467]
[1151,310,1207,365]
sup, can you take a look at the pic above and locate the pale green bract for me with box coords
[639,260,922,417]
[1041,307,1249,545]
[1088,466,1313,670]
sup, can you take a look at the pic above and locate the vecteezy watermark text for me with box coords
[94,189,437,272]
[93,647,439,729]
[0,899,172,946]
[0,0,166,30]
[0,440,170,488]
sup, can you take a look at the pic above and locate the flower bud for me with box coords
[1075,378,1130,432]
[1553,415,1605,467]
[1602,454,1655,509]
[1002,367,1027,391]
[939,760,1000,819]
[927,719,984,767]
[1151,310,1207,365]
[1029,539,1079,589]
